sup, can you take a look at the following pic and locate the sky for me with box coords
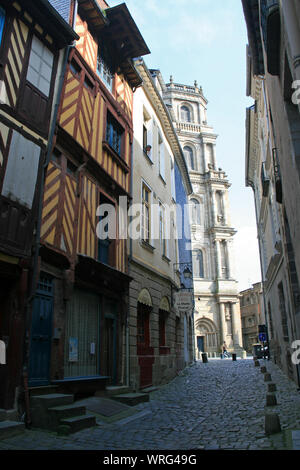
[108,0,261,291]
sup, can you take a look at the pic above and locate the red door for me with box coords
[137,304,154,388]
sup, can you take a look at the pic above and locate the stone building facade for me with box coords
[129,60,193,390]
[239,282,264,353]
[161,78,245,359]
[243,0,300,385]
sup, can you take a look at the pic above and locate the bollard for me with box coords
[261,366,267,373]
[201,353,208,363]
[254,360,260,367]
[232,353,237,361]
[264,373,272,382]
[268,383,277,393]
[265,413,281,435]
[266,393,278,407]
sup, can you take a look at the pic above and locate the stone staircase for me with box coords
[0,409,25,440]
[30,393,96,435]
[95,385,150,406]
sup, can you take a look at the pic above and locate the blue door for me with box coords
[197,336,204,352]
[28,275,53,386]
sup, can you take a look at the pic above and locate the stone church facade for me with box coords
[161,77,245,358]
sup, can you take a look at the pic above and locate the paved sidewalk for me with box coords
[0,358,300,450]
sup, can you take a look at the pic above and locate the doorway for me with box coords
[28,275,53,386]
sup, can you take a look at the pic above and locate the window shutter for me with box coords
[2,131,41,208]
[26,36,54,97]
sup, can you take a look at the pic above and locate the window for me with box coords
[97,41,114,91]
[0,7,5,46]
[158,133,165,180]
[142,184,151,243]
[171,157,176,201]
[192,249,204,278]
[106,112,123,157]
[159,202,167,257]
[26,35,54,97]
[190,198,201,225]
[83,75,94,92]
[278,282,289,342]
[143,109,152,160]
[70,59,81,77]
[184,146,195,170]
[181,105,191,122]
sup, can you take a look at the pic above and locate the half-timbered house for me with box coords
[0,0,77,413]
[34,0,149,395]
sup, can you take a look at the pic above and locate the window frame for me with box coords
[105,111,124,158]
[142,182,152,244]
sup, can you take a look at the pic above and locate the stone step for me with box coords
[30,393,74,410]
[111,393,149,406]
[28,385,58,397]
[95,385,132,397]
[47,404,87,431]
[141,386,159,394]
[0,421,25,440]
[59,413,96,434]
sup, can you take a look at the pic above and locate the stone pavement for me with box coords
[1,357,300,451]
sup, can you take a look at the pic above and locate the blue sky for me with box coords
[108,0,261,290]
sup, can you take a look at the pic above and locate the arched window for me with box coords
[190,198,201,225]
[183,146,195,170]
[192,249,204,278]
[181,105,191,122]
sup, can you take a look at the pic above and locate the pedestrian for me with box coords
[222,341,229,358]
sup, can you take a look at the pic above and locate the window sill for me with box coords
[102,140,129,174]
[159,174,166,185]
[162,254,171,264]
[140,239,156,253]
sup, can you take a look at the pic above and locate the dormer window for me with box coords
[97,40,114,92]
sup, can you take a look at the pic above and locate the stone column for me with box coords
[215,239,222,278]
[225,240,232,279]
[231,302,242,347]
[219,303,226,344]
[211,190,217,226]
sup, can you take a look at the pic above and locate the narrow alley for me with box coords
[1,357,300,451]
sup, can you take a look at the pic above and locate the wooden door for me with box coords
[28,275,53,386]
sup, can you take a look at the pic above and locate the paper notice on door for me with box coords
[69,337,78,362]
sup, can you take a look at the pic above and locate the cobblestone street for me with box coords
[1,358,300,451]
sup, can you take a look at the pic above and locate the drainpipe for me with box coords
[125,133,134,388]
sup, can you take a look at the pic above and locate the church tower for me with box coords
[162,76,245,358]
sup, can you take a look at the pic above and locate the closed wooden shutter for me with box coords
[64,290,100,378]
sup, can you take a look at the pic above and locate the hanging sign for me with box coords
[174,291,193,313]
